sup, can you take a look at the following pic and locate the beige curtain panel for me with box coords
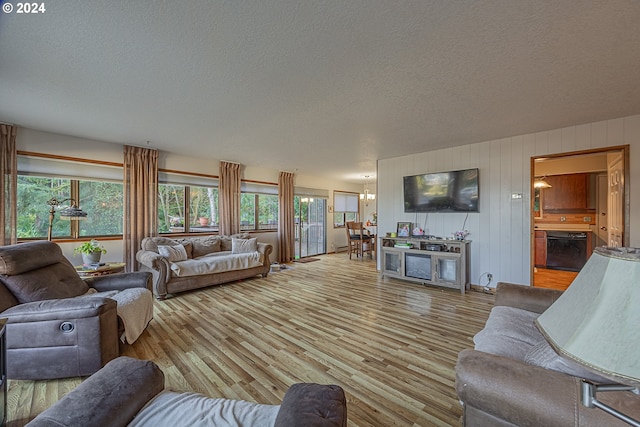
[123,145,158,272]
[1,124,18,246]
[278,171,295,263]
[219,161,241,236]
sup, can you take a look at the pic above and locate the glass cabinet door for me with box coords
[437,257,459,283]
[383,251,401,274]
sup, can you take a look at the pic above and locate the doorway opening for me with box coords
[531,146,629,289]
[294,196,327,259]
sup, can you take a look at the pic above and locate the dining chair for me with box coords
[346,221,372,259]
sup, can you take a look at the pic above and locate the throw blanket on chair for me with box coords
[85,288,154,344]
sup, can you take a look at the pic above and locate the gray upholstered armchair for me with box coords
[0,240,152,380]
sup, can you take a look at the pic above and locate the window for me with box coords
[333,191,359,227]
[16,175,124,239]
[190,186,218,230]
[158,184,187,233]
[240,193,278,231]
[78,180,124,236]
[158,184,220,233]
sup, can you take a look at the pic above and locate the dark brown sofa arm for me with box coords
[274,383,347,427]
[27,357,165,427]
[88,271,152,292]
[455,349,640,427]
[494,282,563,314]
[2,297,117,323]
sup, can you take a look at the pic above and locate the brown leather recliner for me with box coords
[0,240,152,380]
[455,282,640,426]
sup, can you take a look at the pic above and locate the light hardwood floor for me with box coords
[7,254,495,427]
[533,267,577,291]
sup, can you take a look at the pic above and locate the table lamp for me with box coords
[46,197,87,241]
[536,246,640,426]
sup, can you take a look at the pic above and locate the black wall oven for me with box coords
[546,231,588,272]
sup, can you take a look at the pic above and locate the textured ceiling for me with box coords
[1,0,640,183]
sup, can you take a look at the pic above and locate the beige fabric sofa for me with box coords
[455,282,640,426]
[136,234,272,300]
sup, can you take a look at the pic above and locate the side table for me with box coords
[75,262,126,278]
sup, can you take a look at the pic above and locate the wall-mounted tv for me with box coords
[403,168,479,212]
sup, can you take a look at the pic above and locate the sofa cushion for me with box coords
[232,238,258,254]
[191,236,221,258]
[220,233,250,251]
[0,281,19,312]
[158,244,188,262]
[524,339,611,383]
[0,240,66,275]
[171,251,263,277]
[128,391,280,427]
[142,237,193,258]
[473,306,544,360]
[1,262,89,303]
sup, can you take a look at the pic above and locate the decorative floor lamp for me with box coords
[536,246,640,426]
[46,198,87,241]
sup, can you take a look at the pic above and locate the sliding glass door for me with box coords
[294,196,326,259]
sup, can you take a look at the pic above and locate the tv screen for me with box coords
[403,168,479,212]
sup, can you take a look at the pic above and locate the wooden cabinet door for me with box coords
[534,230,547,267]
[542,174,589,210]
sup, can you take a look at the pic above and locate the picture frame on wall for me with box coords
[397,222,411,237]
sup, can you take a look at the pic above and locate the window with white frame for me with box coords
[333,191,359,227]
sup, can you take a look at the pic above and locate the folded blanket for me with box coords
[85,288,153,344]
[170,251,263,277]
[109,288,154,344]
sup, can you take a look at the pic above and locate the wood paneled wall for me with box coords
[377,114,640,287]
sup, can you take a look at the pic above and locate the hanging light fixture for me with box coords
[360,176,376,206]
[533,176,552,189]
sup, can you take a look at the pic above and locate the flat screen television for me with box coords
[403,168,479,212]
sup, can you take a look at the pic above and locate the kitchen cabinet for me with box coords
[534,230,547,267]
[380,237,470,294]
[542,174,589,211]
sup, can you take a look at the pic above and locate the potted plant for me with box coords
[74,240,107,265]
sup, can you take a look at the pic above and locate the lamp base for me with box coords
[581,381,640,427]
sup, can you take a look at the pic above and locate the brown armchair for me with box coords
[0,241,152,380]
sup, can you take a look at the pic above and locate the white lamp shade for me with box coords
[535,247,640,387]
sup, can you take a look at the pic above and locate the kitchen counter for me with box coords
[534,223,592,232]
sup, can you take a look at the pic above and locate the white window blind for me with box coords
[334,192,359,212]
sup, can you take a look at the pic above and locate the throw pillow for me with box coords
[158,244,188,262]
[473,306,544,361]
[173,239,194,259]
[232,238,258,254]
[221,233,250,251]
[191,236,221,258]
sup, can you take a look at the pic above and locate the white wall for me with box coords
[16,127,363,262]
[378,114,640,287]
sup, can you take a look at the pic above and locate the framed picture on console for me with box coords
[397,222,411,237]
